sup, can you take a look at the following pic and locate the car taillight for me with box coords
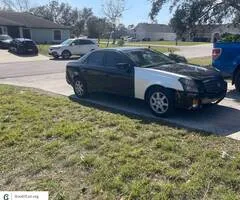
[212,48,222,60]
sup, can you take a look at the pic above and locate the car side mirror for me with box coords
[116,63,131,71]
[71,43,76,46]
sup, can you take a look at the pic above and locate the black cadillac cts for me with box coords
[66,48,227,117]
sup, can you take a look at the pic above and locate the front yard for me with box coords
[188,57,212,66]
[0,85,240,199]
[38,43,179,57]
[99,39,209,46]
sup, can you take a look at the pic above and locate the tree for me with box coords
[87,16,112,39]
[149,0,240,24]
[169,7,187,44]
[115,23,128,38]
[30,1,93,37]
[0,0,31,11]
[30,1,76,25]
[102,0,125,45]
[169,1,211,42]
[72,20,85,37]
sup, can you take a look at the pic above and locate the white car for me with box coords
[49,38,99,59]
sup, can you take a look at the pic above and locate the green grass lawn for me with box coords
[38,44,50,56]
[126,41,209,46]
[1,85,240,200]
[188,57,212,66]
[99,39,209,46]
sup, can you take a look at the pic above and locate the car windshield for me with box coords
[0,35,11,41]
[125,49,175,68]
[61,39,74,46]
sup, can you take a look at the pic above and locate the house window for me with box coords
[23,28,31,39]
[54,30,61,41]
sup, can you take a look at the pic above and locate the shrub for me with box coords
[117,39,125,46]
[221,33,240,42]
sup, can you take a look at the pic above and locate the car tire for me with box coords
[16,47,21,55]
[62,50,71,59]
[235,70,240,92]
[73,77,88,98]
[53,54,59,59]
[147,87,174,117]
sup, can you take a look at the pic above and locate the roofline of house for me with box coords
[0,24,71,30]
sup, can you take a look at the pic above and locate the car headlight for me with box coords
[179,78,198,93]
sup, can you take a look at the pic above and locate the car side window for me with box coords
[71,40,79,46]
[86,51,104,66]
[104,52,130,68]
[79,40,94,45]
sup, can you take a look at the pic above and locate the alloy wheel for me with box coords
[149,92,169,114]
[74,80,84,97]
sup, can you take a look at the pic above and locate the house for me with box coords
[132,23,176,41]
[183,24,240,42]
[0,11,70,43]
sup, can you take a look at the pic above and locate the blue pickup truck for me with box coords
[212,42,240,92]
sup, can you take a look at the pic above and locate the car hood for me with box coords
[149,63,220,80]
[50,45,64,49]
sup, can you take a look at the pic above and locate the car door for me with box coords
[69,39,79,55]
[78,40,96,54]
[82,51,108,92]
[103,51,134,97]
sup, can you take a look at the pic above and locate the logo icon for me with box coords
[3,194,9,200]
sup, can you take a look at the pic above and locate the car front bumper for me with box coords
[48,49,62,57]
[175,88,227,109]
[0,42,10,49]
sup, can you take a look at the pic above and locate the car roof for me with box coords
[72,38,94,40]
[15,38,33,42]
[0,34,10,37]
[96,47,147,53]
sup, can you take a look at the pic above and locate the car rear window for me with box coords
[23,41,36,47]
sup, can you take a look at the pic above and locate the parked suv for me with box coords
[0,35,12,49]
[9,38,38,55]
[49,38,99,59]
[66,48,227,117]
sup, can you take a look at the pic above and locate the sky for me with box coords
[35,0,172,26]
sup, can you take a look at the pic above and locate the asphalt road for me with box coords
[0,59,240,140]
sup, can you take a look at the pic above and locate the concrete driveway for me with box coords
[0,49,48,64]
[0,59,240,140]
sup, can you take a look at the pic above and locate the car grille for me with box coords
[203,78,226,94]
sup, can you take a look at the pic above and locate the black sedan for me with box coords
[66,48,227,117]
[9,38,38,55]
[0,35,12,49]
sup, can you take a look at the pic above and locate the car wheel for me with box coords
[235,70,240,92]
[53,54,59,59]
[62,50,71,59]
[147,87,174,117]
[16,47,21,55]
[73,78,88,98]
